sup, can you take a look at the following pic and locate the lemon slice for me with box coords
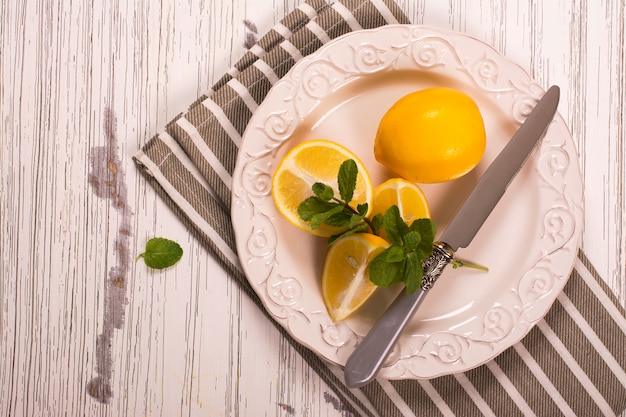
[322,233,388,321]
[271,139,373,236]
[371,178,430,224]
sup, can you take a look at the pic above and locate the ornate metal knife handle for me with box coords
[343,240,456,388]
[421,241,455,290]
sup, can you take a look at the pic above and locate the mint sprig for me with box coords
[368,206,436,293]
[296,158,488,294]
[298,159,378,244]
[297,159,437,293]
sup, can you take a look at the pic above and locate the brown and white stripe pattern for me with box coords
[134,1,626,415]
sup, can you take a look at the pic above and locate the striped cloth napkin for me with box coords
[133,1,626,415]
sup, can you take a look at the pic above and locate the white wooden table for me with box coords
[2,1,624,415]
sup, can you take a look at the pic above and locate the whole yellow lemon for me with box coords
[374,87,486,183]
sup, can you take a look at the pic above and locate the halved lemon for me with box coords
[371,178,430,224]
[271,139,373,236]
[322,233,388,321]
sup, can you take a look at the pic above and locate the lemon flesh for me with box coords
[322,233,388,321]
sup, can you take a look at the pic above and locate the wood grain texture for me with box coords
[1,0,624,416]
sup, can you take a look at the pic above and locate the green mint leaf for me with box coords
[310,205,344,229]
[323,210,354,227]
[369,251,404,287]
[312,182,334,201]
[338,159,358,203]
[409,218,436,258]
[136,237,183,270]
[370,213,383,236]
[349,213,365,227]
[298,197,337,221]
[409,218,436,240]
[402,231,421,251]
[414,246,432,261]
[385,245,406,263]
[382,206,408,246]
[328,223,369,245]
[403,252,423,294]
[356,203,368,216]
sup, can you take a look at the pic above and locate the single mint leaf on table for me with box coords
[136,237,183,269]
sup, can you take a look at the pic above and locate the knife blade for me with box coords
[343,85,560,388]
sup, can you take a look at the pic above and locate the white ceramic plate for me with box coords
[231,25,583,379]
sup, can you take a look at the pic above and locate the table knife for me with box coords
[344,85,561,388]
